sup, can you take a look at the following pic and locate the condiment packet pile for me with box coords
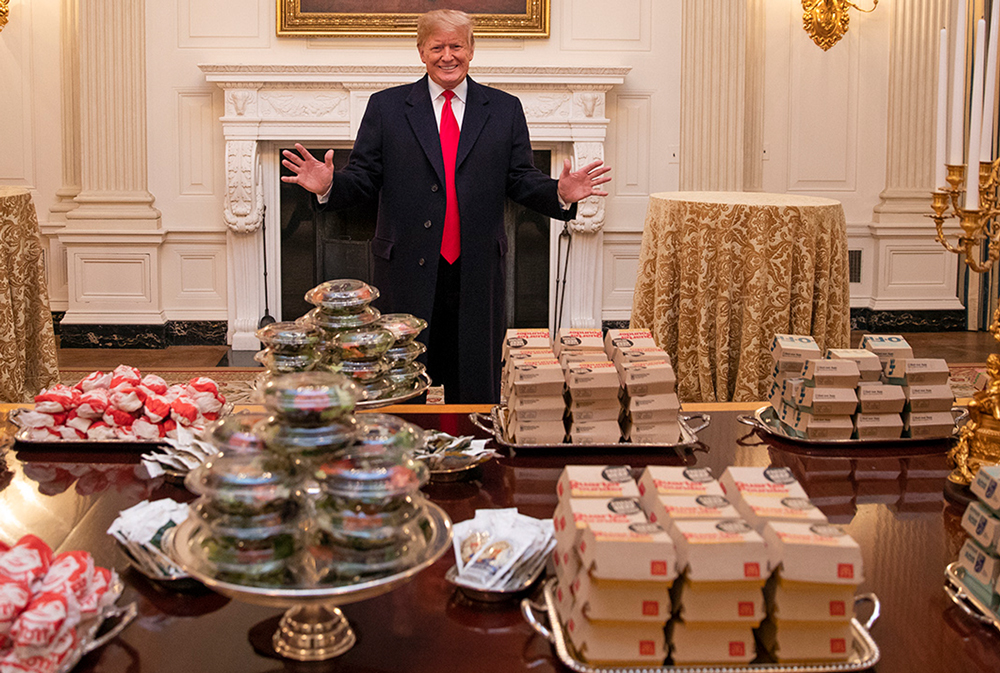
[0,535,118,673]
[452,509,556,592]
[107,500,190,580]
[138,425,218,479]
[416,432,497,471]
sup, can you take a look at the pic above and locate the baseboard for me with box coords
[55,317,228,348]
[850,308,967,332]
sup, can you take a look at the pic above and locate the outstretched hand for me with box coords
[280,143,334,196]
[557,158,612,205]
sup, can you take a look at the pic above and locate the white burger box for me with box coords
[902,410,955,439]
[961,501,1000,554]
[670,578,766,624]
[506,392,566,422]
[855,383,906,414]
[668,621,756,665]
[554,580,575,622]
[800,359,861,389]
[567,405,620,423]
[578,521,678,582]
[565,605,667,666]
[859,333,914,366]
[502,349,556,390]
[557,465,639,500]
[956,538,1000,603]
[771,361,806,385]
[505,359,565,397]
[554,328,604,358]
[565,361,621,400]
[616,360,676,396]
[971,465,1000,511]
[645,495,740,528]
[826,348,883,382]
[553,497,647,551]
[761,522,864,585]
[622,419,681,445]
[553,543,582,588]
[770,334,823,367]
[765,575,857,622]
[507,414,566,444]
[902,383,955,412]
[755,618,852,663]
[733,495,828,530]
[613,347,672,368]
[638,466,725,499]
[781,378,806,406]
[568,420,622,444]
[604,329,657,357]
[785,411,854,441]
[502,328,552,361]
[852,413,904,440]
[672,519,769,582]
[560,349,610,368]
[884,357,951,386]
[571,572,672,623]
[792,387,858,416]
[621,391,680,423]
[719,467,809,502]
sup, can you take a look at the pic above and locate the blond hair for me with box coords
[417,9,475,50]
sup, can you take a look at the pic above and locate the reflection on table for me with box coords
[631,192,850,403]
[0,404,997,673]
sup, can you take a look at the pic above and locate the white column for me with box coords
[50,0,80,219]
[224,139,266,350]
[566,141,607,328]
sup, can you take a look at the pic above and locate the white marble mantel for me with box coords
[200,64,630,350]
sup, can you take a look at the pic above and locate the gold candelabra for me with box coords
[931,158,1000,486]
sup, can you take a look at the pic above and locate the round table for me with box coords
[630,191,850,403]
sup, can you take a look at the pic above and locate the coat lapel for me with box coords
[457,77,489,170]
[405,75,446,185]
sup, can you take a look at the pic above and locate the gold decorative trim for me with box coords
[802,0,878,51]
[0,0,10,34]
[277,0,549,38]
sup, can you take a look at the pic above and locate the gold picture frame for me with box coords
[277,1,549,38]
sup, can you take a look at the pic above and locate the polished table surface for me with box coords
[1,403,998,673]
[630,192,851,404]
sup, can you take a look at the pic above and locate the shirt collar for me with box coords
[428,77,468,104]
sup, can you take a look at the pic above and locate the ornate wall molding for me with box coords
[223,141,264,234]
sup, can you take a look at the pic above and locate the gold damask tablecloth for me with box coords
[0,187,59,402]
[630,191,850,403]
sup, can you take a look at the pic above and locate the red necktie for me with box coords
[440,90,460,264]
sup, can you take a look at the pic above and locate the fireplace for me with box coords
[200,64,628,349]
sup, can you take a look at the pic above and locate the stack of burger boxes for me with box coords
[827,349,905,440]
[615,349,680,445]
[884,357,955,438]
[768,335,822,417]
[784,358,859,440]
[502,329,566,444]
[956,465,1000,614]
[552,466,670,666]
[637,466,739,531]
[559,329,622,444]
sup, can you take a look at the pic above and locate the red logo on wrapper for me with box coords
[830,600,846,616]
[642,601,659,616]
[559,516,566,531]
[837,563,854,579]
[639,641,655,656]
[729,642,746,657]
[558,482,564,497]
[738,601,754,617]
[650,560,667,576]
[650,512,658,523]
[579,541,587,554]
[831,638,846,653]
[744,562,760,578]
[639,482,646,495]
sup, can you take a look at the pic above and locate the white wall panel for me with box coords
[601,234,643,321]
[177,90,217,195]
[561,0,650,51]
[177,0,269,48]
[161,235,228,318]
[615,94,652,196]
[75,255,149,301]
[0,0,33,183]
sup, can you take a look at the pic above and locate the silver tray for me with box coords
[54,578,137,673]
[469,406,709,452]
[357,371,432,409]
[944,561,1000,632]
[522,579,882,673]
[737,405,968,447]
[444,549,548,602]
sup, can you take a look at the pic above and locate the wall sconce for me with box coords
[0,0,9,34]
[802,0,879,51]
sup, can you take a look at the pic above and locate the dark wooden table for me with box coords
[1,406,998,672]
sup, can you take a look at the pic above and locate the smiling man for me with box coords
[282,10,611,403]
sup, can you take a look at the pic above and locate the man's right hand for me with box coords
[280,143,334,196]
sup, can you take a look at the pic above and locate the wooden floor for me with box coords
[54,331,999,371]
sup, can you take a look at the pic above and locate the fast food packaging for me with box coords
[578,521,677,582]
[507,413,566,444]
[616,360,676,396]
[604,329,657,357]
[554,579,575,622]
[506,392,565,421]
[732,495,828,530]
[505,359,564,398]
[852,412,904,440]
[502,348,556,391]
[781,378,806,406]
[568,420,622,444]
[668,620,756,665]
[613,347,672,369]
[961,501,1000,554]
[670,577,766,623]
[553,497,647,551]
[552,543,582,588]
[972,465,1000,511]
[564,361,620,400]
[718,467,809,501]
[769,334,822,367]
[557,465,639,501]
[902,410,954,439]
[621,418,681,445]
[638,466,725,500]
[565,604,667,666]
[755,617,852,663]
[800,359,861,389]
[901,383,955,412]
[765,575,857,621]
[785,410,854,441]
[767,381,785,414]
[957,538,1000,603]
[672,519,769,582]
[502,328,551,361]
[792,387,858,416]
[771,361,806,386]
[560,350,609,367]
[859,333,914,366]
[855,383,906,414]
[884,357,950,386]
[620,391,679,423]
[761,522,864,585]
[566,395,620,422]
[554,328,604,358]
[644,494,740,527]
[571,571,671,622]
[826,348,883,382]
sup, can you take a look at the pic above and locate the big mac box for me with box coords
[502,328,551,361]
[770,334,823,370]
[638,466,725,501]
[622,418,681,445]
[669,621,756,665]
[621,390,679,423]
[764,574,857,621]
[505,359,565,397]
[719,467,809,502]
[800,359,861,389]
[604,328,657,357]
[755,617,853,663]
[785,410,854,441]
[859,333,913,367]
[732,495,828,530]
[565,604,667,666]
[761,522,864,586]
[567,395,620,423]
[971,465,1000,512]
[853,413,904,440]
[553,497,647,551]
[613,347,672,368]
[554,328,605,358]
[571,571,672,622]
[669,578,766,624]
[565,361,620,400]
[901,383,955,412]
[557,465,639,500]
[568,420,622,444]
[507,392,566,421]
[902,410,955,439]
[884,357,950,386]
[578,521,678,583]
[507,413,566,444]
[644,494,740,528]
[616,359,676,396]
[961,501,1000,554]
[672,519,769,583]
[855,383,906,414]
[826,348,883,382]
[793,387,858,416]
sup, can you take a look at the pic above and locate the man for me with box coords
[282,9,610,403]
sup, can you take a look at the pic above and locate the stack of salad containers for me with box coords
[255,321,322,373]
[379,313,429,395]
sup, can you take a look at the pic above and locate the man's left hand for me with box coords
[557,159,612,204]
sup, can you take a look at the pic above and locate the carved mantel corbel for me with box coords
[224,140,264,234]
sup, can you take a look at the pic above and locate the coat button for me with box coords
[424,220,432,229]
[431,184,439,192]
[418,258,426,266]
